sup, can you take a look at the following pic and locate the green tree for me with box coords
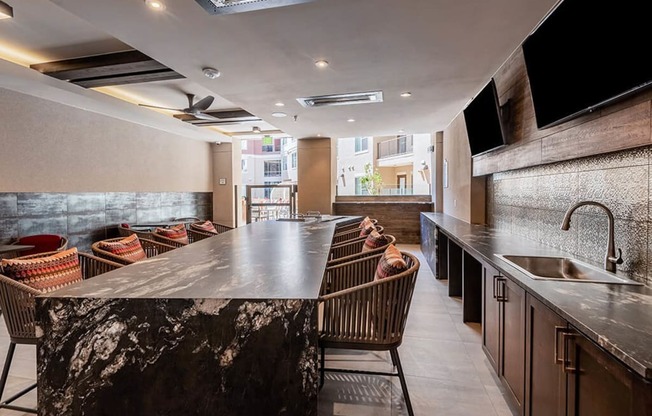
[360,163,383,195]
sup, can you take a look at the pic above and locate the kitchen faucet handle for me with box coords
[609,248,624,265]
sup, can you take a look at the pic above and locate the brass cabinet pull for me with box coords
[554,326,566,364]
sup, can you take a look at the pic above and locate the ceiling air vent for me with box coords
[297,91,384,108]
[194,0,317,15]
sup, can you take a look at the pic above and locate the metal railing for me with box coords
[377,135,413,159]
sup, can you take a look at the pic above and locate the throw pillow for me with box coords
[190,220,218,235]
[155,224,189,245]
[359,222,376,238]
[374,244,408,281]
[97,234,147,263]
[1,248,83,293]
[362,230,389,253]
[359,216,372,229]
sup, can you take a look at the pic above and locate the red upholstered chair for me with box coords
[12,235,68,256]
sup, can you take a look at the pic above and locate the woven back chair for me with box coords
[187,222,234,243]
[328,234,396,266]
[334,218,378,233]
[0,251,122,413]
[319,251,420,416]
[8,235,68,258]
[118,225,154,240]
[92,238,176,265]
[331,225,384,246]
[151,230,191,248]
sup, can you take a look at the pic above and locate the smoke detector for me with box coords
[203,67,221,79]
[195,0,317,16]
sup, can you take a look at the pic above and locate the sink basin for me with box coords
[495,254,642,285]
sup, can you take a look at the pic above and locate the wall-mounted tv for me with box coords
[463,79,507,157]
[522,0,652,129]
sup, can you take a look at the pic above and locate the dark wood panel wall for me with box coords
[333,201,434,244]
[472,49,652,176]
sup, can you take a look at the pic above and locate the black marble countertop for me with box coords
[43,217,358,300]
[422,212,652,380]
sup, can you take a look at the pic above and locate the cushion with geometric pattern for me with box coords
[1,248,83,293]
[97,234,147,263]
[362,230,389,253]
[359,216,372,229]
[359,222,376,238]
[190,220,218,235]
[374,244,407,281]
[155,224,189,244]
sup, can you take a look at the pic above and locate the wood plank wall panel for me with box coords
[332,202,434,244]
[473,49,652,176]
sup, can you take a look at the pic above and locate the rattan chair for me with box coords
[118,225,154,240]
[328,234,397,266]
[187,221,234,243]
[7,235,68,258]
[319,251,420,416]
[92,237,176,265]
[331,225,384,246]
[0,251,122,413]
[151,229,191,248]
[334,218,378,233]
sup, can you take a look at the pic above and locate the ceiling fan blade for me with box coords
[192,95,215,111]
[139,104,183,111]
[191,111,221,121]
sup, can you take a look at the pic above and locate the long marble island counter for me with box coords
[35,217,358,416]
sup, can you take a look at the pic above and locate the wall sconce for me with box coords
[339,173,346,187]
[0,1,13,19]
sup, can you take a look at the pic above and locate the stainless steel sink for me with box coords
[495,254,642,285]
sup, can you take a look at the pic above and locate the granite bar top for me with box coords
[43,217,358,300]
[422,212,652,380]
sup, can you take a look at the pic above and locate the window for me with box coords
[264,181,281,199]
[282,156,288,171]
[241,140,248,151]
[241,159,248,172]
[355,137,369,153]
[274,139,282,152]
[262,144,274,152]
[291,152,297,168]
[264,160,281,177]
[354,177,369,195]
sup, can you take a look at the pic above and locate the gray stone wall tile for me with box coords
[67,193,105,214]
[537,210,577,255]
[0,218,18,244]
[512,207,540,240]
[536,173,578,212]
[578,165,648,220]
[0,193,17,217]
[18,216,67,237]
[68,213,107,235]
[106,209,137,225]
[136,193,162,209]
[17,193,67,216]
[105,193,136,210]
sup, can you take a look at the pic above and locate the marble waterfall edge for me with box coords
[36,297,318,416]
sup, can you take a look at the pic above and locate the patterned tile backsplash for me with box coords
[0,192,213,252]
[487,146,652,285]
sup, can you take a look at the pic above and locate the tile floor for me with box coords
[0,245,515,415]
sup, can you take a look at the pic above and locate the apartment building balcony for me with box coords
[377,135,413,167]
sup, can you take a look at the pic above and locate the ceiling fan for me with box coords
[139,93,218,120]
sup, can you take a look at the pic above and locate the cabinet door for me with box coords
[482,263,500,372]
[525,295,567,416]
[500,277,525,411]
[566,329,651,416]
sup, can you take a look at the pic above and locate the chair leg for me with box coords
[390,348,414,416]
[0,342,16,400]
[319,347,325,389]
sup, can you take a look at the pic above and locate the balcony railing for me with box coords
[377,135,413,159]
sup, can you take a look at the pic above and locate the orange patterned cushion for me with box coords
[1,248,83,293]
[98,234,147,263]
[359,216,372,229]
[190,220,218,235]
[374,244,407,281]
[155,224,189,244]
[360,222,376,238]
[362,230,389,253]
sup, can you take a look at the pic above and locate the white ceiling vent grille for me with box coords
[194,0,317,15]
[297,91,384,108]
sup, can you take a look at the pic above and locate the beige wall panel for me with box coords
[0,88,213,192]
[297,137,333,214]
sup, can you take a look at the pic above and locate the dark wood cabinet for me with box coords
[525,294,652,416]
[525,294,567,416]
[482,263,525,414]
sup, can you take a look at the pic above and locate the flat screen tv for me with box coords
[522,0,652,129]
[463,79,507,157]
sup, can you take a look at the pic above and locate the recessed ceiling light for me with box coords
[314,60,329,69]
[144,0,166,10]
[347,118,355,123]
[0,1,13,20]
[274,102,285,107]
[317,134,322,137]
[400,91,412,98]
[202,67,221,79]
[398,129,405,133]
[272,112,287,118]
